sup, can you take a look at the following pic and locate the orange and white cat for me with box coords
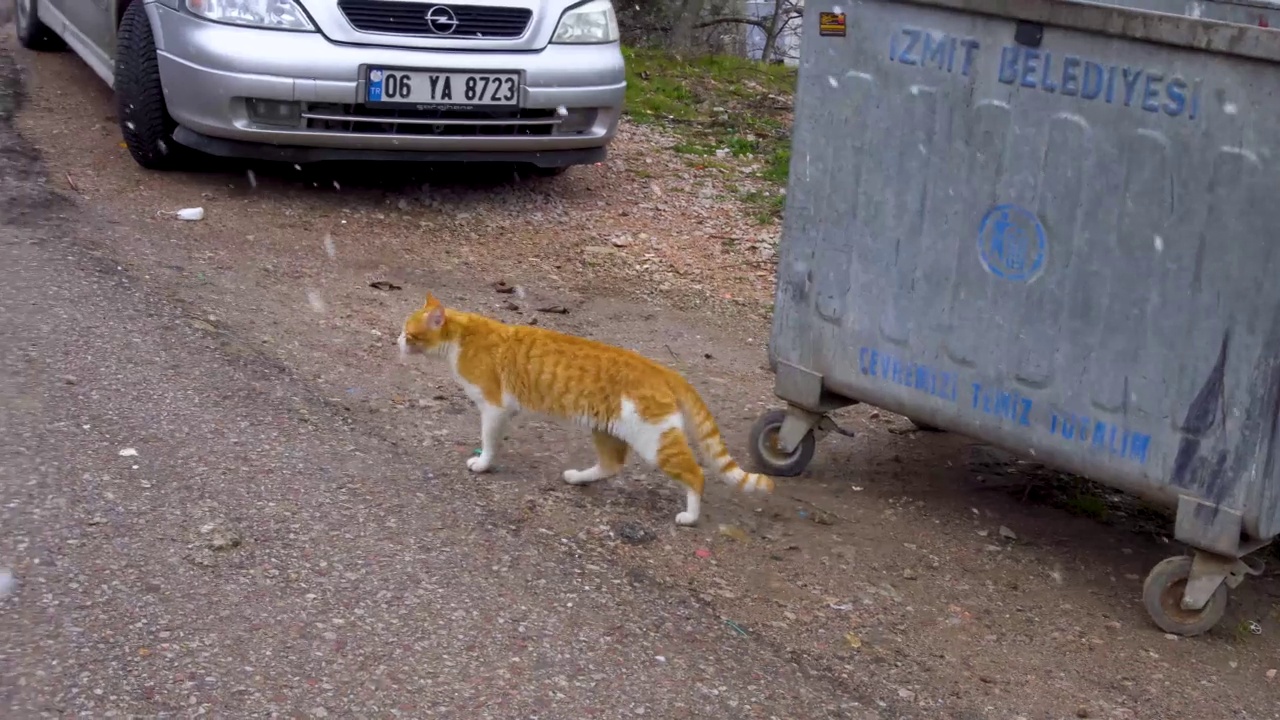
[398,294,775,526]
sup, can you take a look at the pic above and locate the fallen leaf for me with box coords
[718,524,748,542]
[369,281,402,291]
[845,632,863,649]
[535,305,569,314]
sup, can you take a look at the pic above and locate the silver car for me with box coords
[13,0,626,173]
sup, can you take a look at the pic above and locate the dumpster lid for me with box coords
[900,0,1280,63]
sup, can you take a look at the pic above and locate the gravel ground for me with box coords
[3,30,1280,720]
[0,48,898,719]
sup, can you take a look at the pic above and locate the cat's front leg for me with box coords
[466,403,511,473]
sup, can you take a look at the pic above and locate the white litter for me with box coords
[247,169,258,189]
[0,569,13,599]
[118,448,139,457]
[322,232,336,258]
[176,207,205,221]
[306,289,327,313]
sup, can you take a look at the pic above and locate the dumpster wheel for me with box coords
[1142,556,1228,637]
[748,409,816,477]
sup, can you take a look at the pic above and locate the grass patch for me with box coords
[623,46,796,222]
[1062,491,1110,521]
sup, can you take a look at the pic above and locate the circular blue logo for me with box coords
[977,204,1047,282]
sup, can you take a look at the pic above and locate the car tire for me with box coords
[15,0,65,51]
[115,0,189,170]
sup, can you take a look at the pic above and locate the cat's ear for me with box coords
[425,305,445,330]
[423,292,438,308]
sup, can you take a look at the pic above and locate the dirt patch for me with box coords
[8,36,1280,720]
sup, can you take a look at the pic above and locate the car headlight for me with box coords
[551,0,619,44]
[184,0,315,31]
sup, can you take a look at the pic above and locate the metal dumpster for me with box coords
[749,0,1280,636]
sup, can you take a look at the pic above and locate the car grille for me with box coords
[303,104,560,137]
[337,0,532,38]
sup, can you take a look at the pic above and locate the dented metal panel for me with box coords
[770,0,1280,547]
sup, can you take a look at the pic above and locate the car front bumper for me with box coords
[146,3,627,165]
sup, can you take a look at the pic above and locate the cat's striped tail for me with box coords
[675,381,776,494]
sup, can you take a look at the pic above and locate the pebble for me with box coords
[617,522,655,545]
[1266,668,1277,681]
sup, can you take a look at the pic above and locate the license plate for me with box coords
[365,69,520,108]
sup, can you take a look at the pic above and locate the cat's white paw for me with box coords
[675,511,700,527]
[562,469,598,485]
[466,455,493,473]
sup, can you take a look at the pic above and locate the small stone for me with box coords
[1265,668,1276,680]
[311,708,329,718]
[188,319,217,333]
[897,688,915,701]
[998,525,1017,540]
[901,569,918,580]
[200,522,242,551]
[61,375,78,385]
[1076,708,1091,719]
[1163,633,1178,641]
[616,522,655,545]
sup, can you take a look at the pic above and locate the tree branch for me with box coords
[695,16,768,30]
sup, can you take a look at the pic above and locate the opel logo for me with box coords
[425,5,459,34]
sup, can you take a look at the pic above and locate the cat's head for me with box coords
[398,293,449,358]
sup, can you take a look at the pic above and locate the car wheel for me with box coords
[15,0,65,51]
[115,0,189,170]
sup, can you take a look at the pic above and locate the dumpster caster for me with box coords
[1142,552,1263,636]
[1142,556,1227,637]
[748,408,819,477]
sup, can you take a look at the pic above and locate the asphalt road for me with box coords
[0,51,897,720]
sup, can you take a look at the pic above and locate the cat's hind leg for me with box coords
[563,431,629,485]
[467,403,512,473]
[653,428,705,527]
